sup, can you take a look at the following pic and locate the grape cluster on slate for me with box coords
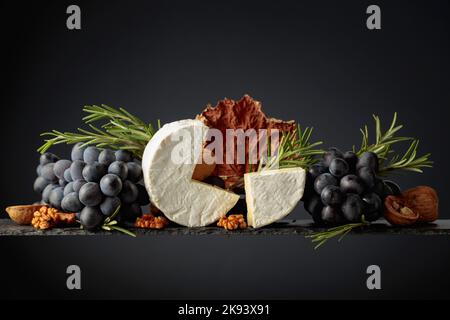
[303,148,401,225]
[33,143,150,231]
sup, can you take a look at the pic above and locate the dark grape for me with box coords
[203,176,226,189]
[372,178,386,197]
[302,172,315,201]
[133,158,142,165]
[136,184,150,206]
[343,151,358,172]
[340,174,364,194]
[61,192,83,212]
[314,173,338,194]
[42,184,58,203]
[120,180,138,203]
[321,206,343,225]
[341,193,363,222]
[357,152,379,172]
[304,195,323,218]
[100,174,123,197]
[70,160,86,181]
[308,163,327,179]
[36,164,43,176]
[64,168,72,182]
[384,180,401,195]
[98,149,116,166]
[80,206,104,231]
[53,159,72,179]
[320,185,343,206]
[120,203,142,222]
[64,182,74,196]
[33,176,50,194]
[126,162,143,183]
[79,182,103,207]
[82,162,106,182]
[373,178,401,199]
[41,163,58,182]
[72,179,87,193]
[329,158,349,178]
[115,150,133,162]
[108,161,128,180]
[357,166,375,189]
[83,146,100,164]
[364,210,382,222]
[362,192,382,221]
[323,147,344,167]
[100,196,121,217]
[71,142,85,161]
[40,152,59,165]
[49,187,64,210]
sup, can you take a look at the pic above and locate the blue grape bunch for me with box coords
[34,143,150,231]
[303,148,401,226]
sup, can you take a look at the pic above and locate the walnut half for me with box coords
[217,214,247,230]
[31,206,76,230]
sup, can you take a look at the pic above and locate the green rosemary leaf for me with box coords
[306,217,370,249]
[109,226,136,237]
[38,105,158,158]
[356,113,432,175]
[259,125,323,171]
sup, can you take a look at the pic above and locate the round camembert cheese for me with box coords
[142,119,239,227]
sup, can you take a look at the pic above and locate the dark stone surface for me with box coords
[1,219,449,236]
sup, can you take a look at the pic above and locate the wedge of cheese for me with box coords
[244,167,306,228]
[142,119,239,227]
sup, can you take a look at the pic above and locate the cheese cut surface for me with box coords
[142,119,239,227]
[244,167,306,228]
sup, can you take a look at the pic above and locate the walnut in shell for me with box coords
[5,204,43,225]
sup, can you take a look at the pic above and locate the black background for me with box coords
[1,0,449,300]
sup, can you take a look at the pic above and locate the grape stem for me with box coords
[101,205,136,237]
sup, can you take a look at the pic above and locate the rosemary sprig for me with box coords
[306,216,370,249]
[101,205,136,237]
[37,104,159,159]
[354,113,432,175]
[377,140,432,174]
[259,125,324,171]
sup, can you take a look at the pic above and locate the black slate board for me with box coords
[1,219,449,236]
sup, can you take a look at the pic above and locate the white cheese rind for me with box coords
[142,119,239,227]
[244,167,306,228]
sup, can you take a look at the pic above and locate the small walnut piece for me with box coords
[135,214,170,229]
[217,214,247,230]
[31,206,76,230]
[400,206,415,217]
